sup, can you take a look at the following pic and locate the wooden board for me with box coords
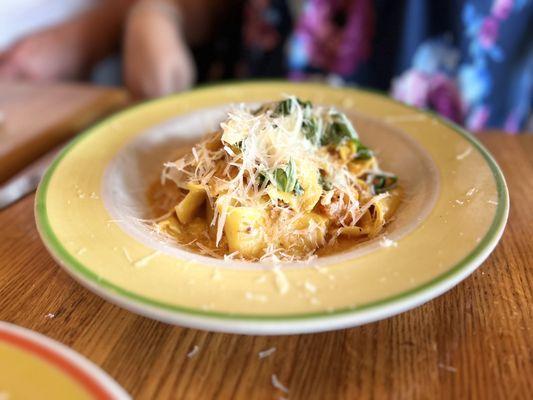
[0,82,128,183]
[0,134,531,399]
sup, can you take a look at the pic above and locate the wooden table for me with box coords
[0,82,128,183]
[1,129,531,398]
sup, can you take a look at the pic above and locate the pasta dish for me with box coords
[151,97,400,262]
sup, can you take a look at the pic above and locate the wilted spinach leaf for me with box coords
[369,174,398,194]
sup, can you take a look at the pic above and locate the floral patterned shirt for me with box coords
[240,0,532,132]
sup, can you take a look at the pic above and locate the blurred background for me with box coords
[0,0,532,132]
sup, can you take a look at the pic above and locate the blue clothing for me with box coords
[239,0,533,132]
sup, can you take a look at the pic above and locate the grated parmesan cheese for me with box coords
[245,291,268,302]
[310,297,321,305]
[379,236,398,248]
[456,147,472,160]
[304,280,317,293]
[271,374,289,394]
[438,363,457,373]
[211,267,222,280]
[466,187,477,197]
[133,250,161,268]
[187,345,200,358]
[273,266,290,294]
[258,347,277,359]
[157,97,399,262]
[122,247,133,263]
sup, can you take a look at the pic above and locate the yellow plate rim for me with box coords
[35,82,509,331]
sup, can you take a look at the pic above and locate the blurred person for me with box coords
[123,0,240,98]
[123,0,197,98]
[124,0,532,132]
[0,0,135,82]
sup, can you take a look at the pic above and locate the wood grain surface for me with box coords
[0,82,128,183]
[0,134,531,400]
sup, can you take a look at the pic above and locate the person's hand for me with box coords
[0,0,135,82]
[0,24,87,81]
[124,0,196,99]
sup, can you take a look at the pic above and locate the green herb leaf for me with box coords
[273,99,292,116]
[353,141,373,160]
[302,116,322,146]
[294,181,304,196]
[321,112,358,146]
[272,168,287,191]
[235,140,246,153]
[257,171,268,187]
[273,159,297,192]
[369,174,398,194]
[262,159,304,195]
[318,174,333,191]
[272,98,313,117]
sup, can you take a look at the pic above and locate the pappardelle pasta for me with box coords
[152,97,400,262]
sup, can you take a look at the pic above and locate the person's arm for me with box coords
[0,0,135,81]
[123,0,227,99]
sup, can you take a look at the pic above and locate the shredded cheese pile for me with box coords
[156,97,399,262]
